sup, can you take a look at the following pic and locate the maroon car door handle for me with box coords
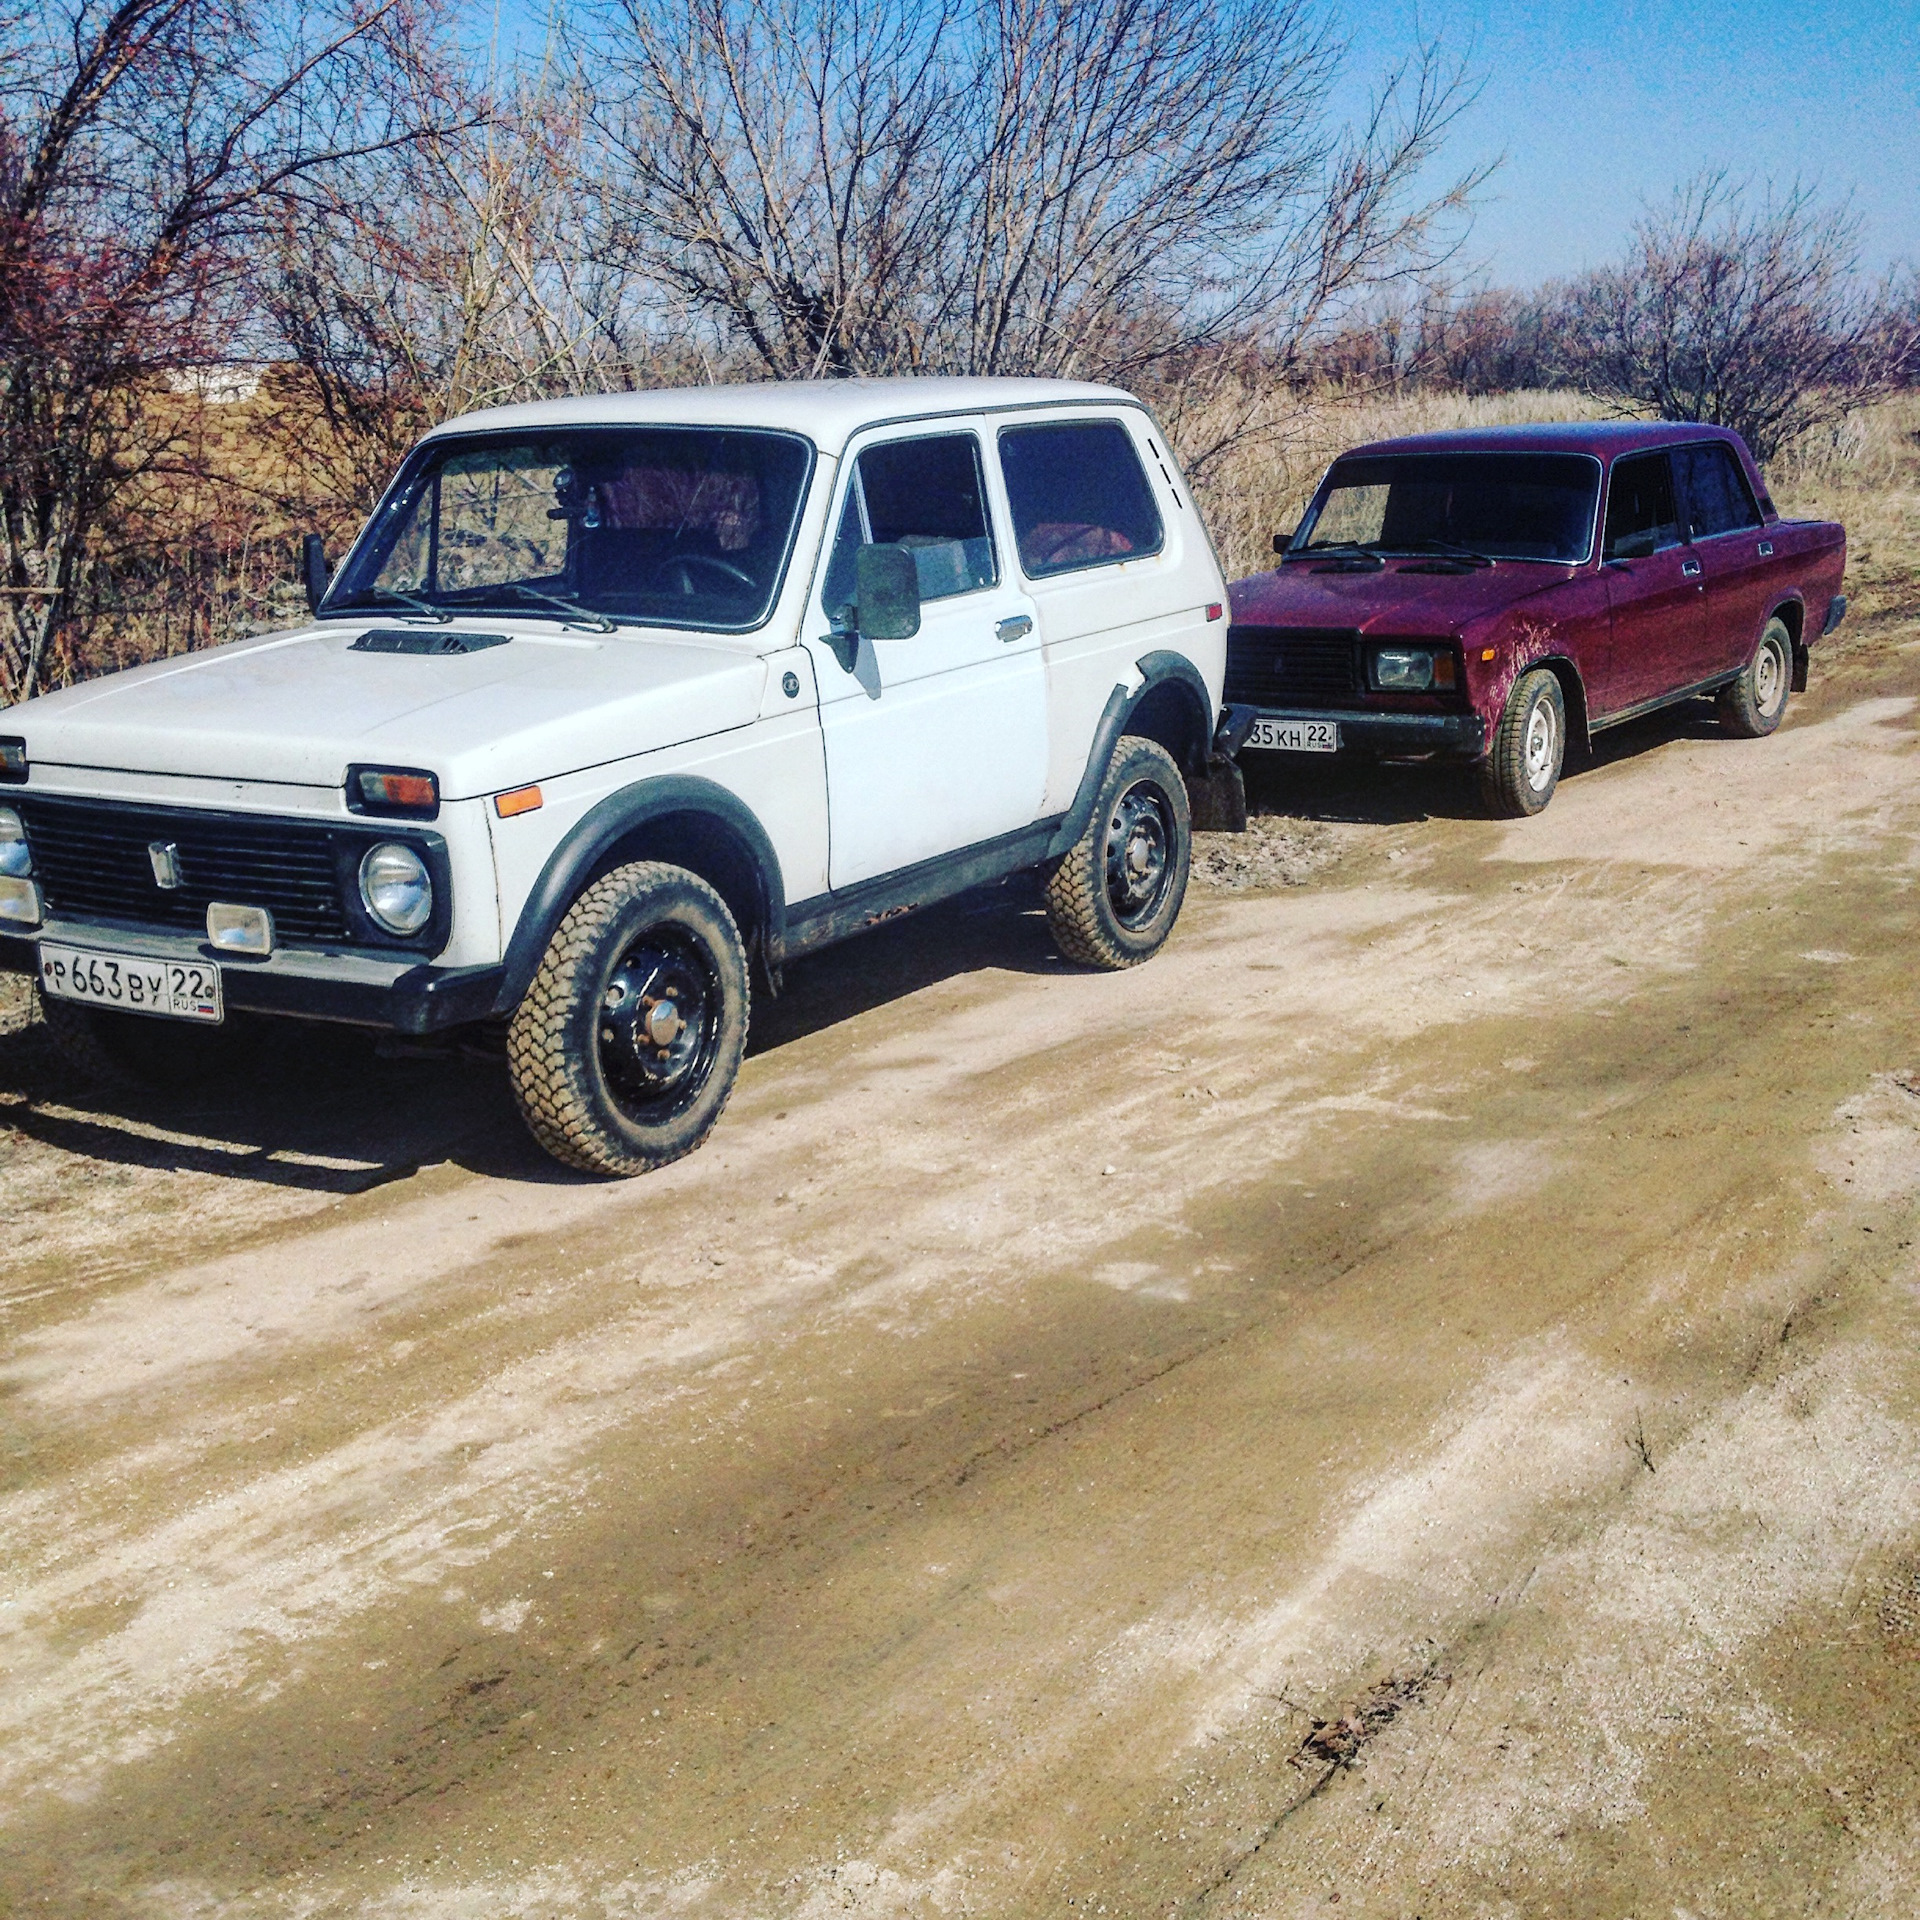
[1758,539,1774,557]
[1680,558,1702,577]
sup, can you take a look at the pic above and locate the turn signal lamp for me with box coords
[0,736,25,782]
[495,784,543,818]
[347,765,440,818]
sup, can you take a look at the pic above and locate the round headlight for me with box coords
[359,841,433,936]
[0,806,29,879]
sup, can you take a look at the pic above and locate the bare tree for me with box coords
[1560,174,1906,461]
[586,0,1485,453]
[0,0,462,702]
[588,0,954,378]
[264,70,658,519]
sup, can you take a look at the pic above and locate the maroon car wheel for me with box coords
[1479,668,1565,818]
[1717,617,1793,739]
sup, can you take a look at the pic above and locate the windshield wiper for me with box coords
[325,586,454,623]
[1394,540,1495,567]
[484,583,634,632]
[1282,541,1378,563]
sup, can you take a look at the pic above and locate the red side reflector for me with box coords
[1206,603,1224,622]
[495,784,543,818]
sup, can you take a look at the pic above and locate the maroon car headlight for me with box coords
[1368,645,1457,692]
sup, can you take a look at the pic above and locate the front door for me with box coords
[800,426,1048,890]
[1598,450,1707,714]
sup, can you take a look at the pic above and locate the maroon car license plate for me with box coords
[1247,716,1339,753]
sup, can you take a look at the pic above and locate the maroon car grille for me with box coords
[1223,625,1360,708]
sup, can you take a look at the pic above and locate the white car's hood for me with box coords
[10,619,770,799]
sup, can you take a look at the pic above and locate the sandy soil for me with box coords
[5,606,1920,1919]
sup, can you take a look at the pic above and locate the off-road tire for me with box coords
[1716,615,1792,738]
[1478,667,1566,818]
[1044,734,1192,969]
[37,988,262,1090]
[506,860,748,1177]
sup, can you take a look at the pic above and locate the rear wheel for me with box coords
[1717,616,1792,738]
[1478,667,1565,818]
[505,860,748,1176]
[1044,735,1192,968]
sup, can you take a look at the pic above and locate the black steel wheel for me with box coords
[1044,734,1192,968]
[506,861,749,1176]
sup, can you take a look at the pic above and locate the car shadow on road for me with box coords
[749,873,1062,1057]
[0,878,1067,1194]
[0,1002,567,1195]
[1242,697,1727,826]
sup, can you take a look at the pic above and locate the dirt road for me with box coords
[5,619,1920,1918]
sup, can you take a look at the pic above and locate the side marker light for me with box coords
[496,785,543,818]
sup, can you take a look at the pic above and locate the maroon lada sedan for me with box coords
[1220,422,1847,815]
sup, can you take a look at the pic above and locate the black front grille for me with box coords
[1224,625,1360,709]
[20,796,352,942]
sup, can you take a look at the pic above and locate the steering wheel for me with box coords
[653,554,758,595]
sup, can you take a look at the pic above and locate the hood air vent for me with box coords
[350,629,509,656]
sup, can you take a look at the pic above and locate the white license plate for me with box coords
[39,943,223,1024]
[1246,716,1341,753]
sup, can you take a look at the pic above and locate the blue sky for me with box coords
[502,0,1918,288]
[1343,0,1920,284]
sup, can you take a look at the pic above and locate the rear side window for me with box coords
[1603,452,1683,559]
[998,420,1164,578]
[822,433,997,612]
[1672,442,1761,538]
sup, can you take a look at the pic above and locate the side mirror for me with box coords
[1272,530,1295,555]
[302,532,330,614]
[852,543,921,641]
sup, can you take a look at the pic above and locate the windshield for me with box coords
[1297,452,1600,563]
[325,427,814,631]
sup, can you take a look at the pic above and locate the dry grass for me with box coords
[1769,393,1920,628]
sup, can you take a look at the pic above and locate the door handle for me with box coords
[996,614,1033,643]
[1680,559,1702,577]
[1758,539,1774,557]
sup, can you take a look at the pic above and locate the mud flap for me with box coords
[1792,643,1809,693]
[1185,754,1248,834]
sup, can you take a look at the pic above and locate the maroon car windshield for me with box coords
[1299,452,1600,564]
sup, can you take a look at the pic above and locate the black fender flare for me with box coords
[495,775,787,1009]
[1046,650,1216,862]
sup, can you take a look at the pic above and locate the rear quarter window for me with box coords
[997,419,1165,579]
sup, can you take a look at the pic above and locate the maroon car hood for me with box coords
[1229,561,1580,634]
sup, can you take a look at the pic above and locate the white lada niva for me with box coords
[0,378,1233,1174]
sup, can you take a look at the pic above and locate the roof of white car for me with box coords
[427,377,1143,456]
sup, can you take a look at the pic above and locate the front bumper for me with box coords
[0,920,504,1033]
[1219,704,1486,762]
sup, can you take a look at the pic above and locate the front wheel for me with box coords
[506,861,749,1176]
[1045,735,1192,968]
[1478,667,1566,818]
[1717,616,1792,738]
